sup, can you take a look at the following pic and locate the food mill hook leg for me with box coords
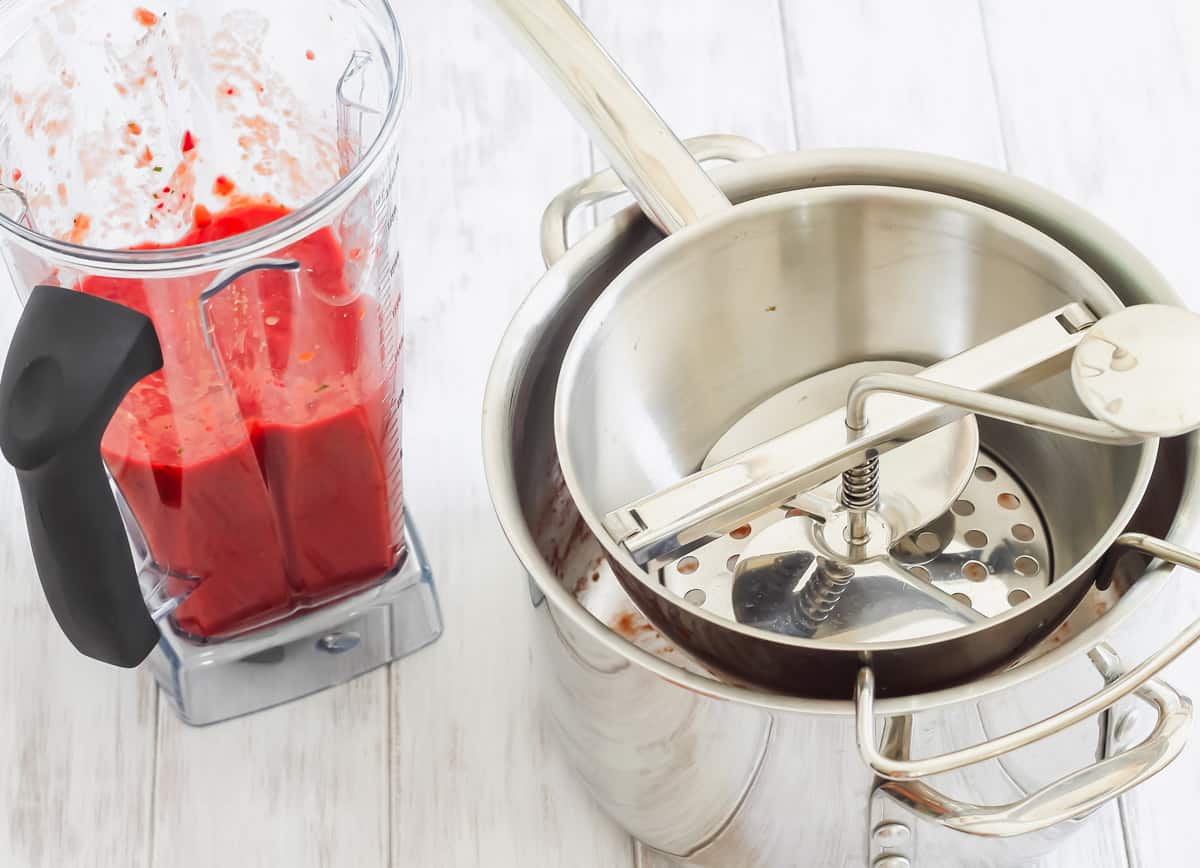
[856,532,1200,783]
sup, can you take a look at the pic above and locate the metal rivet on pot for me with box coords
[873,856,911,868]
[872,821,911,849]
[1113,706,1150,747]
[317,632,361,654]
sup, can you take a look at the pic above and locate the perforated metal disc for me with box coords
[730,513,983,642]
[892,454,1052,617]
[661,449,1052,641]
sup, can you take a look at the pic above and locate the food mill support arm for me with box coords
[605,303,1097,566]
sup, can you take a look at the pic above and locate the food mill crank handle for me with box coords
[606,303,1097,566]
[855,533,1200,837]
[835,303,1200,545]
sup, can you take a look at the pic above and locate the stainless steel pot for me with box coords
[482,147,1200,866]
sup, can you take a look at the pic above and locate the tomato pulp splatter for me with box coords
[82,202,400,638]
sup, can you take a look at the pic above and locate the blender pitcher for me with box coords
[0,0,441,724]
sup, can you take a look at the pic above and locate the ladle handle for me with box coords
[856,533,1200,835]
[488,0,731,235]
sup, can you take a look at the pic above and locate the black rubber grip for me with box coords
[0,285,163,667]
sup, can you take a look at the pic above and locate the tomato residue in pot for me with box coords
[81,201,401,638]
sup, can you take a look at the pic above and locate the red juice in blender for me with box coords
[82,201,401,639]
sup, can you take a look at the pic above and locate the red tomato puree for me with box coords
[82,203,401,638]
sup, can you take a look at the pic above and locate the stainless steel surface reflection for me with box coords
[482,150,1200,867]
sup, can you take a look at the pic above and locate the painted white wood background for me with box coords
[2,0,1200,865]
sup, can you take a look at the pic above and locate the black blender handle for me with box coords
[0,285,163,667]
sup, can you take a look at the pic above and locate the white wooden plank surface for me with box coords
[581,0,795,153]
[0,286,157,868]
[778,0,1006,164]
[3,1,1200,866]
[979,2,1200,866]
[387,2,633,867]
[153,670,391,868]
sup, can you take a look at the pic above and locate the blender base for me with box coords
[147,513,443,726]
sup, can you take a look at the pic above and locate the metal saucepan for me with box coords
[483,150,1200,859]
[489,0,1200,696]
[553,182,1159,698]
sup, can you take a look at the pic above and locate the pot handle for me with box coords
[874,652,1189,837]
[854,533,1200,836]
[539,134,768,267]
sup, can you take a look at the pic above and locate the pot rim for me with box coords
[483,146,1200,717]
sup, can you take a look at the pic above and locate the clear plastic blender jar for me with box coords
[0,0,439,722]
